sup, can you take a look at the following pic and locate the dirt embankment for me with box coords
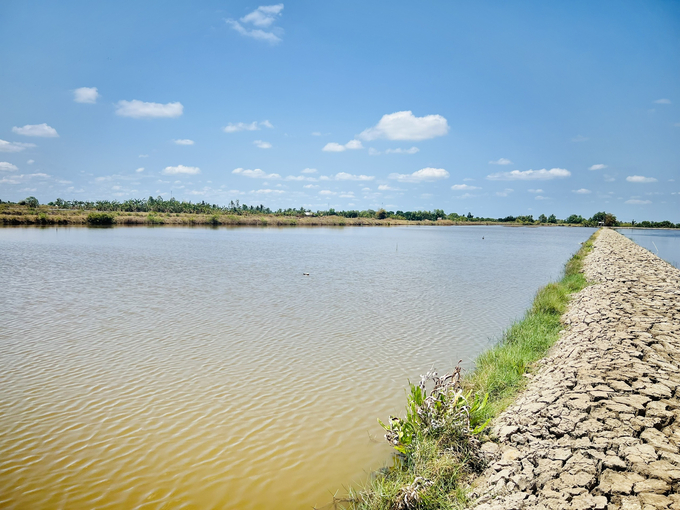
[469,228,680,510]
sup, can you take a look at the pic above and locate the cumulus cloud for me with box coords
[173,139,194,145]
[303,184,318,188]
[74,87,99,104]
[385,147,419,154]
[487,168,571,181]
[0,139,36,152]
[319,190,336,196]
[451,184,480,190]
[489,158,512,165]
[27,159,34,164]
[223,121,272,133]
[12,123,59,137]
[301,168,317,174]
[359,111,449,141]
[232,168,280,179]
[322,140,363,152]
[626,175,657,183]
[335,172,373,181]
[0,162,18,171]
[588,164,607,171]
[136,167,145,173]
[389,167,449,183]
[116,100,183,118]
[496,188,513,197]
[226,4,284,44]
[253,140,272,149]
[527,189,543,193]
[572,188,592,194]
[162,165,200,175]
[654,99,671,104]
[368,148,381,156]
[378,184,399,191]
[625,199,652,204]
[254,188,285,194]
[535,195,550,200]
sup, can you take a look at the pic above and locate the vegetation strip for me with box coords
[340,231,598,510]
[2,198,678,228]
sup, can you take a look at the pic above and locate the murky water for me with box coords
[617,228,680,269]
[0,225,594,510]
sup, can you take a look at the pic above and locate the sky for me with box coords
[0,1,679,221]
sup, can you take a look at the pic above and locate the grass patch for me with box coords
[343,230,598,510]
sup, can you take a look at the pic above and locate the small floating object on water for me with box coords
[482,236,484,239]
[303,272,310,276]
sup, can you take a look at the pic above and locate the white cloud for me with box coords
[226,5,284,44]
[572,188,592,194]
[589,164,607,171]
[232,168,280,179]
[489,158,512,165]
[253,140,272,149]
[139,154,149,158]
[27,159,34,164]
[496,188,513,197]
[626,175,657,183]
[339,192,355,198]
[378,184,399,191]
[254,188,285,194]
[223,121,272,132]
[335,172,374,181]
[451,184,480,190]
[604,174,615,182]
[527,189,543,193]
[319,190,336,195]
[73,87,99,104]
[311,131,322,136]
[303,184,318,188]
[487,168,571,181]
[301,168,317,174]
[453,193,478,199]
[0,140,36,152]
[625,199,652,204]
[359,111,449,141]
[12,123,59,137]
[174,139,194,145]
[162,165,200,175]
[368,148,381,156]
[0,162,18,171]
[240,4,283,27]
[385,147,419,154]
[115,100,183,118]
[322,140,363,152]
[535,195,550,200]
[654,99,671,104]
[136,167,145,173]
[389,167,449,183]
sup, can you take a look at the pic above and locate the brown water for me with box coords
[0,225,594,510]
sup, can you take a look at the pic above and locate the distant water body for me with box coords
[0,225,594,510]
[617,228,680,268]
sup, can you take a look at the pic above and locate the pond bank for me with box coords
[469,229,680,510]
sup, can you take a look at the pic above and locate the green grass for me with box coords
[343,229,599,510]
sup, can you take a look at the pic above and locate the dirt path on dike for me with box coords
[468,228,680,510]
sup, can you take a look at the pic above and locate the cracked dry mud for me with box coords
[469,229,680,510]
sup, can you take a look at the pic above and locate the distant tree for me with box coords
[548,214,557,224]
[566,214,584,224]
[467,212,473,219]
[538,214,547,223]
[376,208,387,220]
[21,196,39,208]
[604,213,618,226]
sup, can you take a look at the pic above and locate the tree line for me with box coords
[2,196,679,228]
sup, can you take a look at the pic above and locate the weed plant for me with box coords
[344,231,598,510]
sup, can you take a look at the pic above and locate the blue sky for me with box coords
[1,1,678,220]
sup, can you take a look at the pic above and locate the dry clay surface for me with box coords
[470,229,680,510]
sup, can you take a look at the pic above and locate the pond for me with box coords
[0,225,595,510]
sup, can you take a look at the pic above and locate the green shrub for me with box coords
[86,212,115,225]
